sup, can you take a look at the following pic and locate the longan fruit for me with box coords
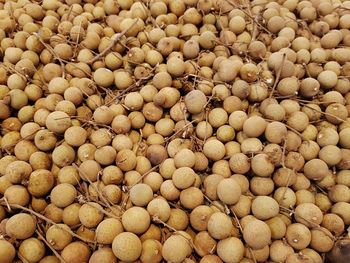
[287,111,309,132]
[243,219,271,249]
[298,140,320,161]
[229,110,248,131]
[180,187,204,209]
[266,216,287,240]
[251,196,279,220]
[147,197,171,222]
[62,203,81,227]
[51,143,75,167]
[50,183,77,208]
[89,248,117,263]
[200,255,224,263]
[328,184,350,202]
[208,108,228,128]
[14,140,38,161]
[331,202,350,225]
[251,153,275,177]
[321,213,345,237]
[4,185,30,206]
[250,177,274,196]
[58,166,80,186]
[19,238,45,263]
[295,189,316,205]
[79,160,101,182]
[317,127,339,147]
[172,167,196,189]
[294,203,323,227]
[217,237,245,263]
[229,153,250,174]
[0,240,16,263]
[231,174,249,193]
[28,169,55,197]
[265,121,287,144]
[218,59,241,82]
[339,128,350,149]
[194,152,209,172]
[44,203,63,223]
[203,139,226,161]
[269,240,294,263]
[94,146,116,166]
[303,158,329,180]
[6,213,36,239]
[325,103,348,124]
[208,212,233,240]
[111,114,131,134]
[45,111,72,133]
[160,180,181,201]
[162,234,192,263]
[317,70,338,89]
[174,149,196,168]
[129,183,154,206]
[141,239,163,263]
[285,253,314,263]
[112,232,142,262]
[310,227,334,253]
[146,144,168,165]
[143,171,163,192]
[241,138,264,154]
[300,249,323,263]
[5,160,32,184]
[203,174,224,201]
[93,68,114,87]
[61,242,91,263]
[45,224,73,250]
[122,206,150,234]
[29,151,51,170]
[64,126,87,147]
[193,231,217,257]
[167,57,185,77]
[243,116,267,137]
[285,223,311,250]
[139,224,162,242]
[190,205,214,231]
[34,129,57,151]
[230,195,252,219]
[96,218,124,245]
[78,202,104,228]
[274,187,297,207]
[216,178,241,205]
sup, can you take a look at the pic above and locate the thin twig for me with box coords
[226,0,273,35]
[87,19,138,64]
[72,163,115,211]
[36,229,67,263]
[33,32,66,78]
[127,164,161,191]
[164,119,197,142]
[269,53,286,98]
[279,205,336,241]
[153,216,199,250]
[264,118,308,140]
[299,102,345,123]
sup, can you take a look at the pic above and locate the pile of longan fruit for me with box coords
[1,0,350,262]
